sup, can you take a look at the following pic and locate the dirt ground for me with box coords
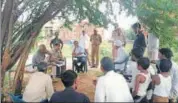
[53,70,102,102]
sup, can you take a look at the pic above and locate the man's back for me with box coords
[23,72,54,102]
[50,87,90,102]
[95,71,133,102]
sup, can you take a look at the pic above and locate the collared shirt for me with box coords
[32,51,46,67]
[73,46,85,57]
[50,37,63,48]
[170,61,178,98]
[23,72,54,102]
[90,34,102,45]
[133,32,146,49]
[94,70,133,102]
[51,49,63,60]
[50,87,90,103]
[79,34,89,49]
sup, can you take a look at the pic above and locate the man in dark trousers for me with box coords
[132,23,146,57]
[50,70,90,102]
[50,32,63,49]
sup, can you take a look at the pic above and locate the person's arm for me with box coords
[152,75,160,85]
[122,33,126,46]
[72,47,76,56]
[90,35,92,42]
[50,40,53,49]
[59,39,64,49]
[94,78,105,102]
[132,74,142,97]
[46,76,54,101]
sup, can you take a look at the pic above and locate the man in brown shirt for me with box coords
[90,29,102,68]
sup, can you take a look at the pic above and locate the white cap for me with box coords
[114,40,123,47]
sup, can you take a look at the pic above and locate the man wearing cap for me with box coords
[50,32,63,49]
[50,70,90,102]
[23,62,54,102]
[90,29,102,68]
[114,40,128,71]
[94,57,133,102]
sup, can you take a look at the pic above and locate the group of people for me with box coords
[20,22,178,103]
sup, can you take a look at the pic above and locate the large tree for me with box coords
[1,0,116,97]
[118,0,178,48]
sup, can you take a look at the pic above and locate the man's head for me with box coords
[39,44,47,53]
[131,48,143,61]
[61,70,78,89]
[55,32,59,38]
[114,40,123,50]
[36,62,48,72]
[94,29,97,35]
[137,57,150,71]
[158,48,173,60]
[132,22,141,34]
[159,59,172,72]
[74,40,79,47]
[100,57,114,72]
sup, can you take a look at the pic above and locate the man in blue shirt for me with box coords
[132,23,146,57]
[50,70,90,102]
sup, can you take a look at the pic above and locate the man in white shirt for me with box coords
[114,40,129,72]
[23,62,54,102]
[79,30,90,65]
[94,57,133,102]
[72,41,86,73]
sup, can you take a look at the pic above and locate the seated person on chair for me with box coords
[32,44,52,68]
[49,42,65,78]
[50,70,90,102]
[114,40,128,72]
[23,62,54,102]
[72,40,86,72]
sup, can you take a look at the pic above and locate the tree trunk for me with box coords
[13,36,36,95]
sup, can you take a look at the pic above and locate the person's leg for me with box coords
[51,66,56,78]
[95,45,99,67]
[85,49,91,66]
[91,45,95,67]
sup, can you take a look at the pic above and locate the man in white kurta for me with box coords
[23,62,54,102]
[114,40,128,71]
[95,57,133,102]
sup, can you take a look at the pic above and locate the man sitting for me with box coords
[23,62,54,102]
[32,44,51,68]
[50,70,90,102]
[72,40,86,73]
[94,57,133,102]
[114,40,129,72]
[49,42,65,78]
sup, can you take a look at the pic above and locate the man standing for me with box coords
[94,57,133,102]
[111,24,126,60]
[132,23,146,57]
[50,70,90,102]
[79,30,90,65]
[90,29,102,68]
[50,32,63,49]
